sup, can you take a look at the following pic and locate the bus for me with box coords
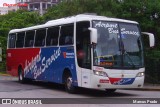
[7,14,155,93]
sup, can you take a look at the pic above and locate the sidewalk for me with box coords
[133,83,160,91]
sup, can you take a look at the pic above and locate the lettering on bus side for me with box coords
[24,47,61,79]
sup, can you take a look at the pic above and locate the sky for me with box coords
[0,0,15,7]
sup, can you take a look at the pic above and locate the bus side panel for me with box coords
[24,47,62,82]
[55,46,77,86]
[6,48,40,76]
[23,46,78,86]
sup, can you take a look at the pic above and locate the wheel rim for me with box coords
[19,71,23,81]
[66,77,72,90]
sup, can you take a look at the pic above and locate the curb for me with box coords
[0,73,11,76]
[125,87,160,91]
[139,88,160,91]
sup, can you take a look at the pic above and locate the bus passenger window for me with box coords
[8,33,16,48]
[25,30,35,47]
[50,39,56,45]
[35,29,46,47]
[59,24,74,45]
[29,40,34,46]
[65,36,72,44]
[16,32,25,48]
[46,27,59,46]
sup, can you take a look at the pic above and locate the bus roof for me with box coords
[9,14,138,34]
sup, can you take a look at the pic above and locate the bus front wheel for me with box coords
[65,74,76,93]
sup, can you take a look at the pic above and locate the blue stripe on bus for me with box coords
[24,46,78,86]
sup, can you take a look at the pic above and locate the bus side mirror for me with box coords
[142,32,155,47]
[88,28,97,44]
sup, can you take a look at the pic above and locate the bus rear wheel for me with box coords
[65,74,76,93]
[18,68,25,83]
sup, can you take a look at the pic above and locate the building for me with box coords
[0,6,17,15]
[8,6,18,12]
[0,7,8,15]
[16,0,60,15]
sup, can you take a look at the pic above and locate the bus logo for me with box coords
[63,52,74,58]
[109,78,135,85]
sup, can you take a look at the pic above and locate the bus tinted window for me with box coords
[76,21,91,69]
[46,27,59,46]
[25,30,35,47]
[35,29,46,47]
[16,32,25,48]
[8,33,16,48]
[59,24,74,45]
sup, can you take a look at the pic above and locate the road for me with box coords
[0,75,160,107]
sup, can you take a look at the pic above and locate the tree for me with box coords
[0,10,42,71]
[43,0,120,21]
[118,0,160,49]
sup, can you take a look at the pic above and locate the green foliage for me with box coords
[0,10,43,71]
[0,0,160,83]
[118,0,160,49]
[0,10,43,29]
[43,0,119,21]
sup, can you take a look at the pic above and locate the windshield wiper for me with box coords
[119,40,136,68]
[123,50,136,68]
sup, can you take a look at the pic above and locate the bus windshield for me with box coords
[93,21,144,69]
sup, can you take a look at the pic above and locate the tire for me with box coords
[105,89,116,94]
[64,74,76,93]
[18,68,25,83]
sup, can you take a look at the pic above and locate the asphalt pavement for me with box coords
[0,73,160,91]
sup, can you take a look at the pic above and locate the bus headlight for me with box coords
[136,72,145,77]
[93,70,108,77]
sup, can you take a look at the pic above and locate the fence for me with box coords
[145,50,160,84]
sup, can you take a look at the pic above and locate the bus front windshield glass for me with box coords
[93,21,143,69]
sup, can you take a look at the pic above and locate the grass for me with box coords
[0,71,7,75]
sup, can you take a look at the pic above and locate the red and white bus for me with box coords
[7,14,155,93]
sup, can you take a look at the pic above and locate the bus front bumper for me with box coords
[90,75,144,89]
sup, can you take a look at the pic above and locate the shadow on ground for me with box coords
[12,80,138,97]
